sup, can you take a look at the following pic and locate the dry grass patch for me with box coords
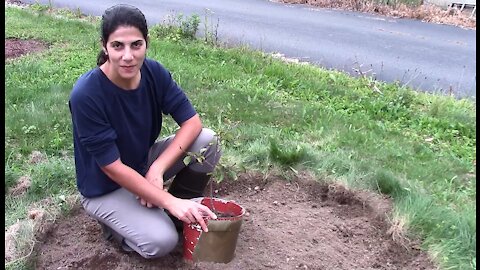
[280,0,476,29]
[8,176,32,196]
[4,195,80,267]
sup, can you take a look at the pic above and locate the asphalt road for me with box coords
[22,0,476,98]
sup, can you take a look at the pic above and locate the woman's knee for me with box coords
[197,128,219,148]
[138,230,179,259]
[189,128,222,173]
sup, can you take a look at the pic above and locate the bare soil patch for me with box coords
[33,173,436,270]
[5,38,48,60]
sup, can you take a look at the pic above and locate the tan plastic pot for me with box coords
[183,197,245,263]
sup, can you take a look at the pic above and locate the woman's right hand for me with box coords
[166,197,217,232]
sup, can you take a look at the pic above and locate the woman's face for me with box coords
[103,25,147,86]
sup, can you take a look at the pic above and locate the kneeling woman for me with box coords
[69,4,220,258]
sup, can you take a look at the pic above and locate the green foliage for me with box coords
[149,13,200,42]
[269,139,308,167]
[397,193,476,269]
[5,165,21,193]
[30,2,50,13]
[6,258,32,270]
[372,169,405,197]
[5,149,24,193]
[27,159,76,199]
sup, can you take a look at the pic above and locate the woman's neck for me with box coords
[100,62,141,90]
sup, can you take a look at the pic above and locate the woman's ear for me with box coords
[100,39,108,55]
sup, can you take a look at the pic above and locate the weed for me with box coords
[202,8,220,46]
[150,13,200,42]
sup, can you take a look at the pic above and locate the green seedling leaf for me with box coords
[183,155,192,166]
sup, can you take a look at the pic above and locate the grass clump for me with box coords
[372,169,406,198]
[149,13,201,42]
[269,139,309,167]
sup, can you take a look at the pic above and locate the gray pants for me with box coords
[81,128,221,258]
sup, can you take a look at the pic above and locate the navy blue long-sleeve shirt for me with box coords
[69,58,196,198]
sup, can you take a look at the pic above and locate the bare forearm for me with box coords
[102,157,217,233]
[101,159,176,209]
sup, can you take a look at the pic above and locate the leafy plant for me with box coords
[150,13,200,42]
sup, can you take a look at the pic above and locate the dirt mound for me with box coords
[33,173,436,269]
[5,38,48,60]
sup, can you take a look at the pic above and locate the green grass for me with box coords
[5,4,476,270]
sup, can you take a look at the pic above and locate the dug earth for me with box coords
[34,173,436,270]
